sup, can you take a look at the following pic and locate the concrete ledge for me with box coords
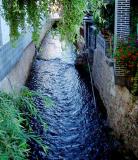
[0,18,54,92]
[0,42,35,92]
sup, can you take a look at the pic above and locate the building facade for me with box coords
[115,0,138,44]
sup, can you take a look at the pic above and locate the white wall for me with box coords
[0,17,10,45]
[0,0,10,46]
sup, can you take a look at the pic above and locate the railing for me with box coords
[84,19,113,59]
[83,15,137,92]
[96,32,106,54]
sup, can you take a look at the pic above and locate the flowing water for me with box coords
[27,33,130,160]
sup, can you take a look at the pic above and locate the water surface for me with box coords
[27,33,121,160]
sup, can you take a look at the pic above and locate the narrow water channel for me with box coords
[27,33,130,160]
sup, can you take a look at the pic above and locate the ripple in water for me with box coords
[27,33,131,160]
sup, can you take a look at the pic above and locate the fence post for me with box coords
[83,15,93,50]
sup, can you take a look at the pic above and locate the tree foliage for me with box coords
[1,0,106,44]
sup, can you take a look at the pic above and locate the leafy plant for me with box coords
[89,0,107,25]
[0,0,109,44]
[1,0,49,45]
[114,35,138,95]
[0,87,51,159]
[0,0,86,44]
[114,35,138,74]
[89,0,115,35]
[58,0,87,42]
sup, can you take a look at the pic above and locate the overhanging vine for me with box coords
[1,0,106,44]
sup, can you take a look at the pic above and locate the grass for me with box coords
[0,87,51,160]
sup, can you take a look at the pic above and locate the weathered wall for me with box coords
[92,39,138,157]
[0,43,35,92]
[0,33,32,81]
[0,19,54,92]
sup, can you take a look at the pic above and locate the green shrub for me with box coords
[0,87,50,160]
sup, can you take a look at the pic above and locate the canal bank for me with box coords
[0,18,55,93]
[26,31,137,160]
[76,57,137,160]
[91,42,138,158]
[82,10,138,157]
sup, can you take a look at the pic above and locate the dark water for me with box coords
[26,34,134,160]
[27,58,114,160]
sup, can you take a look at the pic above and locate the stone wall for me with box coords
[92,36,138,157]
[0,19,54,92]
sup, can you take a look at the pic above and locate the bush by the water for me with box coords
[0,88,49,160]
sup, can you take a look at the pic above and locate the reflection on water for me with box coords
[38,33,76,64]
[27,33,127,160]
